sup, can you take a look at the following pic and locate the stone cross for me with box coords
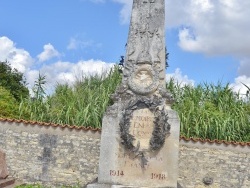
[87,0,180,187]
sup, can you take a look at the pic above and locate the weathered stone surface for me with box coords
[94,105,179,188]
[89,0,180,187]
[124,0,166,87]
[0,177,15,188]
[129,108,155,150]
[0,120,249,187]
[0,149,8,179]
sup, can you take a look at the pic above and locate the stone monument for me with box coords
[88,0,180,187]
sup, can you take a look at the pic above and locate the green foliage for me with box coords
[16,67,250,142]
[166,79,250,142]
[0,61,29,101]
[19,66,122,128]
[15,185,43,188]
[0,86,19,118]
[33,73,47,101]
[15,184,80,188]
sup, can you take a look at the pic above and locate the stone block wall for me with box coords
[178,143,249,188]
[0,119,249,187]
[0,120,100,187]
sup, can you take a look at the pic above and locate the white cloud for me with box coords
[114,0,250,58]
[32,59,115,94]
[37,43,60,62]
[0,36,114,95]
[230,75,250,97]
[165,0,250,57]
[113,0,250,94]
[112,0,133,24]
[166,68,195,87]
[0,36,33,73]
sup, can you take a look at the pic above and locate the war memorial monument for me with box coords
[88,0,180,187]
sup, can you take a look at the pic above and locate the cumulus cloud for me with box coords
[230,75,250,97]
[41,59,113,84]
[230,58,250,96]
[28,59,115,94]
[166,0,250,57]
[37,43,60,62]
[113,0,250,93]
[166,68,195,87]
[114,0,250,57]
[0,36,114,95]
[166,0,250,95]
[0,36,33,73]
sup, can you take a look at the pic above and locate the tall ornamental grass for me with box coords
[18,66,122,128]
[17,67,250,142]
[166,79,250,142]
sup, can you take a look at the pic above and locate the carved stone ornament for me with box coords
[128,65,159,95]
[119,96,170,168]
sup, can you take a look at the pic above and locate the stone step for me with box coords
[0,178,15,188]
[4,180,24,188]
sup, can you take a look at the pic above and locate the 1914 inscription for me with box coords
[110,170,124,176]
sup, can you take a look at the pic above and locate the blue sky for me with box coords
[0,0,250,96]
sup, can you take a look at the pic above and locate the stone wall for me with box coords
[0,119,249,187]
[178,142,249,188]
[0,120,100,187]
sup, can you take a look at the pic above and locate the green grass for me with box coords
[15,185,79,188]
[18,66,121,128]
[13,66,250,142]
[167,79,250,142]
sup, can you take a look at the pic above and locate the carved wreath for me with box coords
[120,96,171,153]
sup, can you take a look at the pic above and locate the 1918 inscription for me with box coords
[151,173,167,180]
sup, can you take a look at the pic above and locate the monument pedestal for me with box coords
[87,102,180,188]
[87,184,172,188]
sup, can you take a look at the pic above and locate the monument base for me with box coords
[89,101,180,188]
[87,182,183,188]
[87,184,175,188]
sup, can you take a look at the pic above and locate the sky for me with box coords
[0,0,250,96]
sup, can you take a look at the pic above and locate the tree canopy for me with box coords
[0,86,19,118]
[0,61,29,101]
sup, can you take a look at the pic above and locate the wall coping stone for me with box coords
[1,118,250,148]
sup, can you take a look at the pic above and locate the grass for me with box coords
[15,66,250,142]
[167,79,250,142]
[18,66,121,128]
[15,185,79,188]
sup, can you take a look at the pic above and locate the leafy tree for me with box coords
[0,61,29,101]
[0,86,19,118]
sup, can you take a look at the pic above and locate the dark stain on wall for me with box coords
[38,134,58,182]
